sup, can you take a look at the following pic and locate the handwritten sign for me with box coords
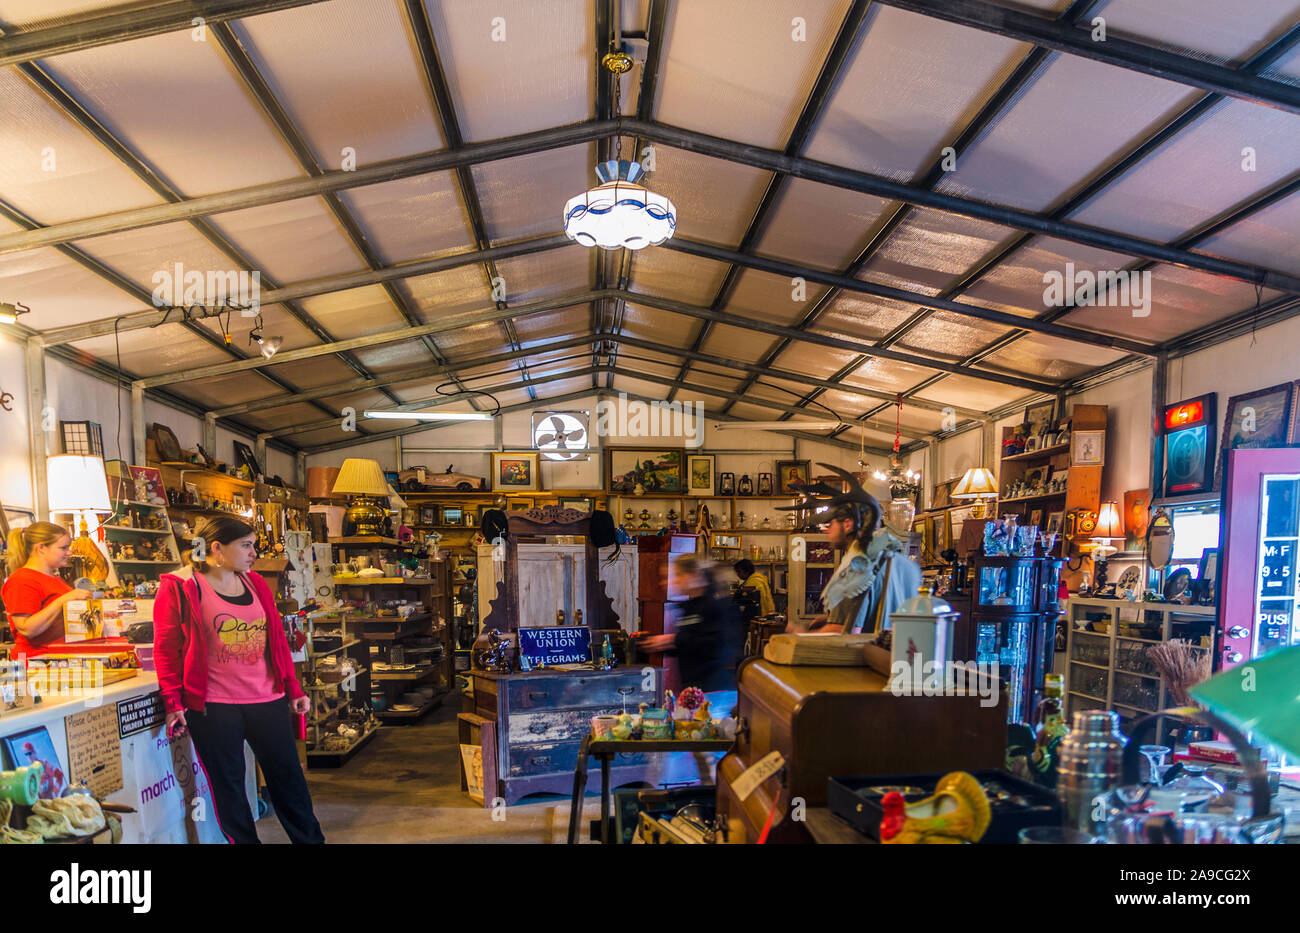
[64,703,123,798]
[517,626,591,671]
[118,692,166,739]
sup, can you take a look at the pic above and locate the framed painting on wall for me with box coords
[492,452,540,492]
[775,460,810,495]
[1218,382,1295,488]
[605,447,684,494]
[685,454,715,496]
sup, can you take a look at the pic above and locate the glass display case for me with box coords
[970,556,1063,722]
[786,533,840,627]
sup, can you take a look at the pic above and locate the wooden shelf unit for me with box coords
[301,607,370,768]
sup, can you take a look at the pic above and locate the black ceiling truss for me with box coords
[402,0,532,401]
[667,0,876,403]
[9,52,381,432]
[213,19,468,406]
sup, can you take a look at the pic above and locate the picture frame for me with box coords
[1046,511,1064,535]
[805,541,835,564]
[1023,400,1055,435]
[931,478,957,511]
[1029,508,1044,529]
[184,482,200,505]
[1,726,67,798]
[129,465,168,506]
[1072,430,1105,467]
[1123,489,1150,548]
[442,507,463,525]
[150,422,183,463]
[420,506,437,525]
[560,498,592,513]
[508,498,535,512]
[1197,547,1219,605]
[685,454,716,497]
[492,451,540,492]
[1219,382,1295,488]
[930,512,951,556]
[232,440,261,479]
[718,472,735,496]
[775,460,811,495]
[605,447,684,494]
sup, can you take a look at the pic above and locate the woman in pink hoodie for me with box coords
[155,515,322,844]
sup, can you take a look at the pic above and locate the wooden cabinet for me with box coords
[476,543,638,631]
[472,665,664,804]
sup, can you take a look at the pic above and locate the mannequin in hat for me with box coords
[785,465,922,635]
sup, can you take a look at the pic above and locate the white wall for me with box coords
[0,336,34,513]
[1168,314,1300,410]
[1072,367,1153,505]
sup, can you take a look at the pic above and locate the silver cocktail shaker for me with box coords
[1058,710,1127,833]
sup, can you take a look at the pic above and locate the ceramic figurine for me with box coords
[880,772,991,845]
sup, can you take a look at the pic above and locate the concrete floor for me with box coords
[257,703,598,844]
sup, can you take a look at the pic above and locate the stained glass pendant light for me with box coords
[563,159,676,250]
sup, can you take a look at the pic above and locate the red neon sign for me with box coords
[1165,401,1203,431]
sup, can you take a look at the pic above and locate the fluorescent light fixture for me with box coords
[714,420,843,432]
[362,410,494,422]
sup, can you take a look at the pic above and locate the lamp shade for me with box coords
[331,458,388,497]
[47,454,111,514]
[1191,645,1300,760]
[1094,500,1123,539]
[952,467,998,499]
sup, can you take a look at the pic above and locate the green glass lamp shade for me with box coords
[1189,645,1300,760]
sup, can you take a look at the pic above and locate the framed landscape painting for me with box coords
[605,447,684,494]
[686,454,715,496]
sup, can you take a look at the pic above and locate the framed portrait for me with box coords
[685,454,716,497]
[605,447,684,494]
[561,498,592,512]
[929,513,951,556]
[1023,400,1055,435]
[776,460,810,495]
[184,482,200,505]
[492,451,540,492]
[420,506,437,525]
[1124,489,1150,546]
[1197,547,1219,605]
[1029,508,1044,529]
[1046,511,1064,535]
[1071,430,1105,467]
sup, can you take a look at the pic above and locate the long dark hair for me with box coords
[184,516,256,573]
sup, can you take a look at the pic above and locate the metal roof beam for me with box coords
[870,0,1300,113]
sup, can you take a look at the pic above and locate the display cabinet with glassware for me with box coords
[970,554,1064,723]
[786,532,841,627]
[302,607,376,768]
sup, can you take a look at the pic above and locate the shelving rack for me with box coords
[302,608,376,768]
[102,495,182,587]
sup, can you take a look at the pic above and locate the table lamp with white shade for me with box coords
[1089,500,1124,593]
[46,454,113,582]
[331,458,390,536]
[951,467,999,519]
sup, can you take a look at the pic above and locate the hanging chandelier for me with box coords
[563,159,676,250]
[873,394,921,535]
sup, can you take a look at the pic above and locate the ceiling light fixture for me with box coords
[362,411,494,422]
[563,159,676,251]
[248,315,282,359]
[0,301,30,325]
[714,420,843,432]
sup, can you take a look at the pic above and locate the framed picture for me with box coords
[129,465,168,506]
[560,498,591,512]
[806,541,835,564]
[1029,508,1044,529]
[776,460,810,495]
[442,507,463,525]
[907,519,924,560]
[1124,489,1150,547]
[508,498,535,512]
[930,513,950,556]
[420,506,437,525]
[492,452,540,492]
[1072,430,1105,467]
[931,478,957,510]
[383,470,400,490]
[686,454,716,497]
[184,482,200,505]
[1023,400,1055,435]
[232,493,245,510]
[1046,511,1064,535]
[232,440,261,479]
[718,472,735,496]
[1197,547,1219,605]
[1219,383,1295,487]
[149,422,183,462]
[2,726,67,798]
[605,447,684,494]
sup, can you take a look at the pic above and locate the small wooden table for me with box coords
[567,734,734,844]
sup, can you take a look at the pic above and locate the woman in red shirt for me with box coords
[3,522,90,658]
[154,515,321,844]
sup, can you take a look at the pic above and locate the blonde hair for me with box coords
[6,521,70,574]
[184,515,256,573]
[673,554,727,598]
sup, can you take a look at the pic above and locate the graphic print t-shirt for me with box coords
[195,573,283,704]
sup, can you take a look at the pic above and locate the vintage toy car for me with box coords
[399,465,485,492]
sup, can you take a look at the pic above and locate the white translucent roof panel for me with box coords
[234,0,445,165]
[263,355,367,391]
[615,376,695,403]
[893,311,1008,362]
[614,356,686,381]
[1058,266,1284,344]
[803,5,1028,181]
[337,172,474,265]
[1196,192,1300,275]
[439,321,514,362]
[933,55,1198,212]
[699,323,782,362]
[682,371,744,395]
[426,0,593,142]
[1070,99,1300,242]
[960,236,1138,317]
[296,427,369,448]
[68,219,258,299]
[627,249,730,306]
[723,269,830,328]
[756,177,891,273]
[654,0,852,150]
[1098,0,1300,62]
[0,68,165,224]
[897,406,954,434]
[172,372,287,411]
[188,301,325,356]
[975,334,1125,383]
[396,263,493,326]
[858,209,1020,295]
[912,375,1026,412]
[648,147,772,247]
[245,402,343,434]
[0,223,145,331]
[842,356,942,394]
[205,197,366,284]
[350,340,440,377]
[70,328,236,378]
[0,0,134,26]
[525,376,597,399]
[39,32,305,196]
[471,144,596,243]
[494,247,592,303]
[1265,40,1300,82]
[808,293,918,342]
[293,285,413,341]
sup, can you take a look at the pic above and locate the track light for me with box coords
[0,301,30,325]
